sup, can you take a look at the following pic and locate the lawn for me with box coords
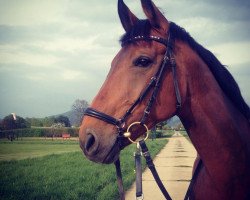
[0,138,168,200]
[0,138,80,161]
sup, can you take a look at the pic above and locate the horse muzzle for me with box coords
[79,126,121,164]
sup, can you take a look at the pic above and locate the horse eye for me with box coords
[134,56,153,68]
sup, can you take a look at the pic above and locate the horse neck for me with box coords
[177,44,250,189]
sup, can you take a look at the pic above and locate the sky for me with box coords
[0,0,249,118]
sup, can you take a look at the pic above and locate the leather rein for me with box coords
[84,24,201,199]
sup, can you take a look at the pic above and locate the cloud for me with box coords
[64,0,117,23]
[208,41,250,66]
[61,69,84,81]
[0,45,61,66]
[156,0,250,22]
[0,0,67,26]
[228,62,250,105]
[0,0,249,117]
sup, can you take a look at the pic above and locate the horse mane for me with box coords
[169,22,250,121]
[120,20,250,121]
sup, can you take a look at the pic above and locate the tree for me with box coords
[55,115,71,127]
[0,119,4,131]
[26,117,43,127]
[42,117,55,127]
[71,99,89,126]
[1,114,30,130]
[72,99,89,114]
[176,123,185,131]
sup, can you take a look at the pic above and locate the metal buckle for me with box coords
[117,119,126,129]
[123,122,149,144]
[136,194,144,200]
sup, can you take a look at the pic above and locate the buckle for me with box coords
[136,194,144,200]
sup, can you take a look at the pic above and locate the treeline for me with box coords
[0,99,90,139]
[26,115,71,127]
[0,114,71,131]
[0,127,79,138]
[0,99,89,131]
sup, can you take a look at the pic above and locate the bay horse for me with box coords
[79,0,250,199]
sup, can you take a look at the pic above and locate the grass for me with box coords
[0,138,80,161]
[0,138,168,200]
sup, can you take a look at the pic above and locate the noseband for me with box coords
[84,27,182,146]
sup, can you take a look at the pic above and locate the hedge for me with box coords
[0,127,80,138]
[149,129,175,139]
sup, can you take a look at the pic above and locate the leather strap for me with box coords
[139,140,172,200]
[122,35,168,47]
[115,141,202,200]
[170,52,182,109]
[115,159,125,200]
[84,108,120,126]
[135,148,143,199]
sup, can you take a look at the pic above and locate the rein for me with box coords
[84,23,201,199]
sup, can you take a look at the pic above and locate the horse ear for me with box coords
[118,0,138,32]
[140,0,169,31]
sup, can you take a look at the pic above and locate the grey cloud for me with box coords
[64,0,117,22]
[0,23,63,44]
[228,62,250,76]
[0,0,249,117]
[0,62,103,117]
[157,0,250,22]
[228,62,250,105]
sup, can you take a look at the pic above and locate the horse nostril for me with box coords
[85,133,96,153]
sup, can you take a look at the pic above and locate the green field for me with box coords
[0,138,80,161]
[0,138,168,200]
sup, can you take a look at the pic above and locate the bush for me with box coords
[148,129,174,139]
[149,130,163,139]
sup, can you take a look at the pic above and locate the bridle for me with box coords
[83,23,192,199]
[84,24,182,147]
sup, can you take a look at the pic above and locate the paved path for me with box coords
[125,134,197,200]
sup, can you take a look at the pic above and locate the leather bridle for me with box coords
[84,26,181,146]
[83,23,185,199]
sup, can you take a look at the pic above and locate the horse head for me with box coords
[79,0,183,164]
[78,1,250,199]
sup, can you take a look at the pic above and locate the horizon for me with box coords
[0,0,250,118]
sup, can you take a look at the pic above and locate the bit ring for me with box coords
[123,122,149,144]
